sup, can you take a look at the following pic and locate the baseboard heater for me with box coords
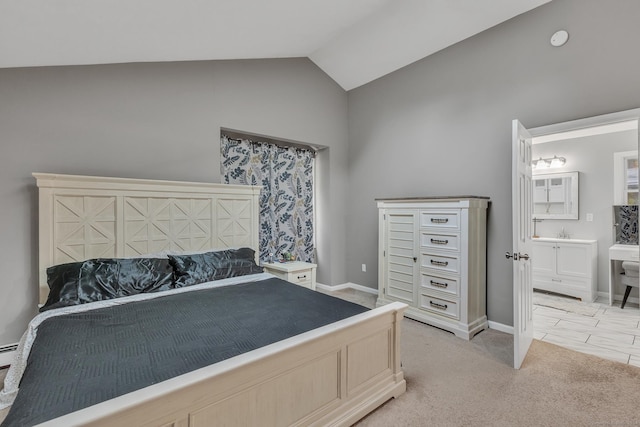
[0,343,18,368]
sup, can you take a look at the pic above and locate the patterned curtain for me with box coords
[221,135,315,263]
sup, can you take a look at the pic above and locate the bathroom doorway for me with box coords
[514,108,640,366]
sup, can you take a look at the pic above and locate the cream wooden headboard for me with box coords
[34,173,261,304]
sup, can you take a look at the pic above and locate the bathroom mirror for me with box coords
[532,171,579,220]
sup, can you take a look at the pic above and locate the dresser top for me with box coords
[375,196,490,201]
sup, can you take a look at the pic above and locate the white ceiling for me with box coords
[0,0,551,90]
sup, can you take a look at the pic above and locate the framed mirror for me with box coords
[532,171,579,220]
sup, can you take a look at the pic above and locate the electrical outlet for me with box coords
[362,264,366,272]
[586,213,593,222]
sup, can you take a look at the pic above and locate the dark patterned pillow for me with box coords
[77,258,174,304]
[168,248,263,287]
[42,261,84,312]
[41,258,174,312]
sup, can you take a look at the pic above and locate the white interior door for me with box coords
[512,119,534,369]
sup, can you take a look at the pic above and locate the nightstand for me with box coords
[262,261,317,290]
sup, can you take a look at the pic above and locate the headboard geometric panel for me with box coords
[34,173,261,304]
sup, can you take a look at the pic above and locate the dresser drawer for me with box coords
[421,252,460,275]
[420,211,459,230]
[420,232,460,252]
[419,294,459,319]
[421,272,459,297]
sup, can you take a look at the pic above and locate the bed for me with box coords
[0,173,406,426]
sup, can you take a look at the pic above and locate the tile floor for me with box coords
[533,291,640,367]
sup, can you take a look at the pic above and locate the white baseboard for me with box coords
[316,282,378,295]
[488,321,513,335]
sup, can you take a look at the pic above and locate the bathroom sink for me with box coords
[532,237,598,244]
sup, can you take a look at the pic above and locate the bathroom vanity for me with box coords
[532,237,598,302]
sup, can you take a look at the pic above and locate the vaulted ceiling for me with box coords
[0,0,551,90]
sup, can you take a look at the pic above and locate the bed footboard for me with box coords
[36,302,407,427]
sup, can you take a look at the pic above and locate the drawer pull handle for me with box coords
[430,238,449,245]
[430,218,449,224]
[430,260,449,267]
[297,275,307,280]
[429,301,448,310]
[430,280,448,288]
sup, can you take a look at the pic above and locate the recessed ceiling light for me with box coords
[550,30,569,47]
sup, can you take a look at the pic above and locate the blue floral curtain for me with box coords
[221,135,315,263]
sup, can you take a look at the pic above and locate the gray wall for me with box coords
[346,0,640,326]
[533,130,637,295]
[2,0,640,345]
[0,58,349,346]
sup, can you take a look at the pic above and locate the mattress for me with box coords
[0,276,368,426]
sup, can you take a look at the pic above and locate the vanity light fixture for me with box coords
[533,155,566,169]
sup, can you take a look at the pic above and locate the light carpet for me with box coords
[356,318,640,427]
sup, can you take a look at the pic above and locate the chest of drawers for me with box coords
[377,197,489,340]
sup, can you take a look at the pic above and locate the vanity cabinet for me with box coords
[376,197,489,340]
[532,238,597,302]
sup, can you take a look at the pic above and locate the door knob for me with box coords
[506,252,530,261]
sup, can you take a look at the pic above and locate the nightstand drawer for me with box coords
[290,271,312,287]
[262,261,317,290]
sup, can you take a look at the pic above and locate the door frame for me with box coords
[512,107,640,368]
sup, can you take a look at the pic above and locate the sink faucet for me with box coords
[558,227,570,239]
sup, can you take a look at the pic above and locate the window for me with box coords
[614,151,639,205]
[220,133,316,263]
